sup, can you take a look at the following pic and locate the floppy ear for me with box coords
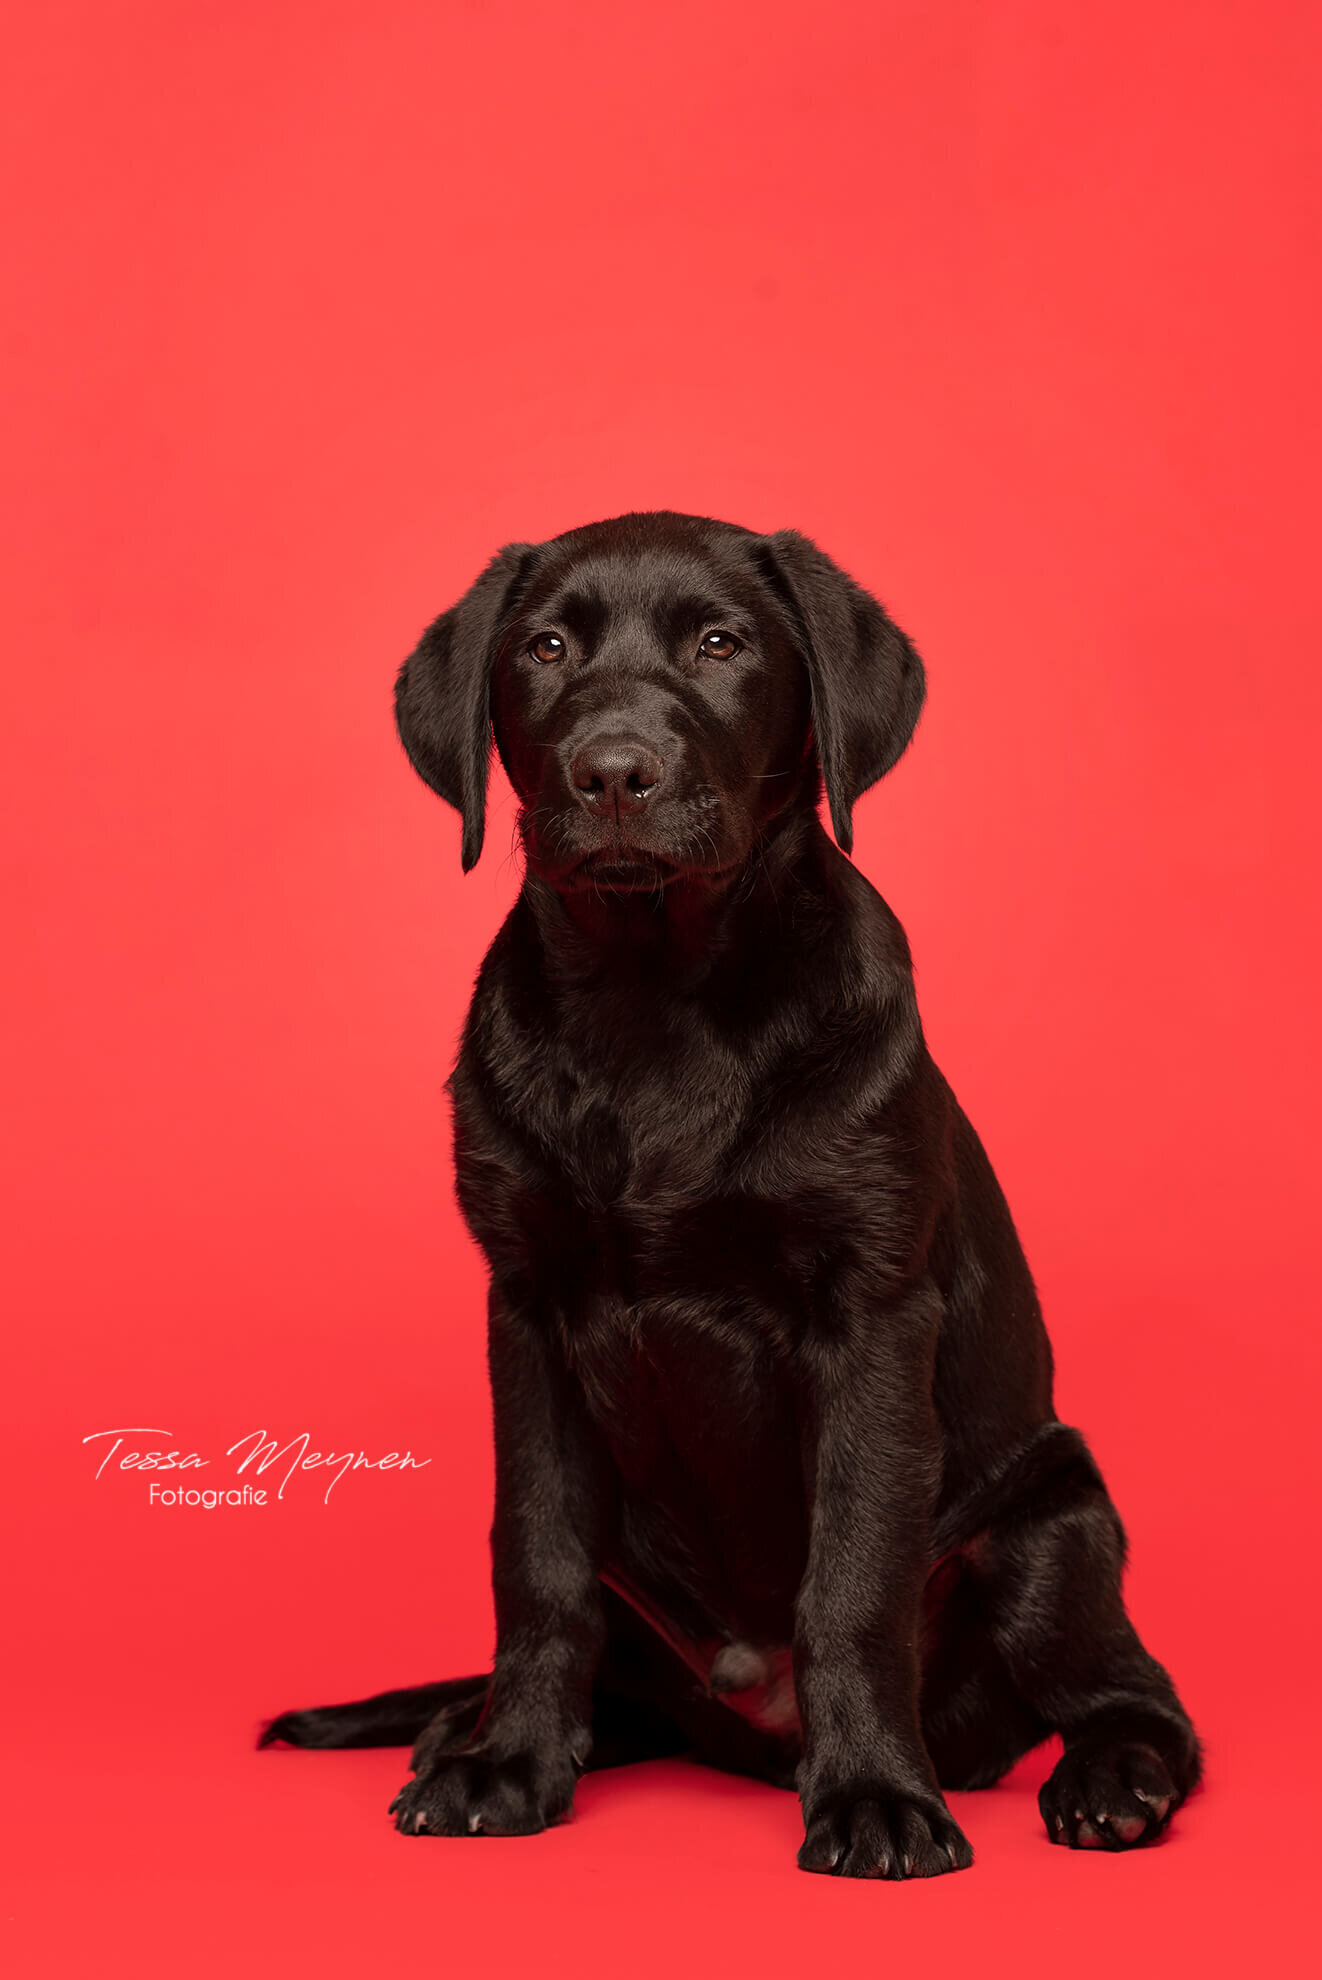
[754,528,926,854]
[394,542,536,871]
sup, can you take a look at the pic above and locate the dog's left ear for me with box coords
[754,528,926,854]
[394,541,536,871]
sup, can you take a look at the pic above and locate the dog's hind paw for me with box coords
[1039,1739,1181,1850]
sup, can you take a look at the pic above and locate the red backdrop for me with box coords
[3,3,1318,1974]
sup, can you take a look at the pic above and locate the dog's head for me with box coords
[395,511,925,888]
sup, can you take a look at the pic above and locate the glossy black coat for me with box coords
[263,512,1200,1877]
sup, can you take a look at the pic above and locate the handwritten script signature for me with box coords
[81,1427,431,1504]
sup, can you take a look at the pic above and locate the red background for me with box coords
[3,3,1319,1973]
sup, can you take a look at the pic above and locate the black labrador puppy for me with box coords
[263,510,1201,1877]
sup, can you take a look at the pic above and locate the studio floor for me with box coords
[6,1704,1311,1976]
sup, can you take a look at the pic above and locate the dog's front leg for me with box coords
[794,1276,973,1879]
[390,1287,607,1837]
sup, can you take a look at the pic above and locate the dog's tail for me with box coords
[258,1675,485,1749]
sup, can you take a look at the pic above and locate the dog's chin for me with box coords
[534,847,735,895]
[565,849,683,894]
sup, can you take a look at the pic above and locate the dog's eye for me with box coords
[529,633,567,664]
[700,631,741,660]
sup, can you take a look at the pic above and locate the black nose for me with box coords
[569,737,664,815]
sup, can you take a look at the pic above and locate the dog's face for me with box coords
[395,511,926,884]
[488,522,814,893]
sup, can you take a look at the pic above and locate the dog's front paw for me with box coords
[798,1789,973,1879]
[1039,1738,1181,1850]
[389,1746,579,1838]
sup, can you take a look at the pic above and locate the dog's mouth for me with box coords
[520,807,745,895]
[568,848,682,893]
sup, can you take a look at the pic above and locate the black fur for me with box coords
[262,510,1201,1877]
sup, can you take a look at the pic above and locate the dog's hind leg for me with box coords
[959,1426,1201,1850]
[919,1557,1050,1791]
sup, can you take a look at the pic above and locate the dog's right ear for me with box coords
[394,542,536,871]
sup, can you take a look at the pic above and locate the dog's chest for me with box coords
[548,1056,756,1209]
[546,1147,820,1634]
